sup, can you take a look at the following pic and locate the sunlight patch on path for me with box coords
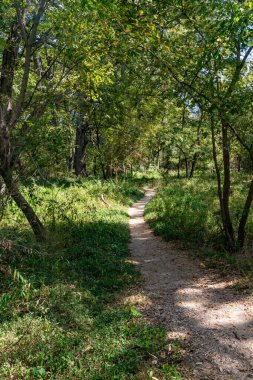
[129,189,253,380]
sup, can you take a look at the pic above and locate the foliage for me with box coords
[145,173,253,245]
[145,172,253,287]
[1,0,253,375]
[0,176,182,379]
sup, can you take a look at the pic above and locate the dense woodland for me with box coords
[0,1,253,379]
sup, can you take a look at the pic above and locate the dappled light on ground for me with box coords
[122,293,153,309]
[129,189,253,380]
[0,179,169,380]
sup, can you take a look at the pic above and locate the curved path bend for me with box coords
[129,189,253,380]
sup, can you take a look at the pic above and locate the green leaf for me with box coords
[130,306,142,318]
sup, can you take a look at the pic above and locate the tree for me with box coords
[124,0,253,250]
[0,0,49,240]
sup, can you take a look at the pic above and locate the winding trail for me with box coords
[129,189,253,380]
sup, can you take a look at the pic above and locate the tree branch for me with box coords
[225,46,253,98]
[10,0,47,128]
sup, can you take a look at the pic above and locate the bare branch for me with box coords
[10,0,47,128]
[24,52,61,111]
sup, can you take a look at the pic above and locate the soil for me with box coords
[128,188,253,380]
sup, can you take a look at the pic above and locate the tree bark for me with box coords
[220,118,235,250]
[0,22,20,118]
[157,147,161,169]
[1,172,45,241]
[238,178,253,249]
[211,115,224,223]
[177,156,181,178]
[0,3,47,241]
[211,115,236,251]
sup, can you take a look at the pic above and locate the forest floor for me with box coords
[129,188,253,380]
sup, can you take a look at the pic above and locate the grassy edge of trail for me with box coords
[0,174,185,380]
[144,173,253,294]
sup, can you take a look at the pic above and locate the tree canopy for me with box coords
[1,0,253,250]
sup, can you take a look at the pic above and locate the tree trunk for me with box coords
[190,153,197,178]
[73,119,89,177]
[1,172,45,241]
[157,147,161,169]
[211,115,224,222]
[185,158,189,178]
[0,2,47,241]
[238,178,253,249]
[211,115,235,251]
[177,156,181,178]
[221,118,235,251]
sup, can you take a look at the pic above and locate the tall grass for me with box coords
[0,174,182,379]
[145,175,218,244]
[145,173,253,247]
[145,173,253,290]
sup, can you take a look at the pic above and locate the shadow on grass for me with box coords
[0,218,167,379]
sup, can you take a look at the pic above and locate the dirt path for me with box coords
[128,189,253,380]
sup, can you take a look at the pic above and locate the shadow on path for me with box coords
[129,189,253,380]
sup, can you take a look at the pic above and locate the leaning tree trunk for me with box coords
[1,172,45,241]
[0,2,48,241]
[73,119,89,177]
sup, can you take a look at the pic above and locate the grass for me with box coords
[144,172,253,290]
[0,173,184,379]
[145,174,219,244]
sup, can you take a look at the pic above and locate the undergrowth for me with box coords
[0,173,184,379]
[145,173,253,290]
